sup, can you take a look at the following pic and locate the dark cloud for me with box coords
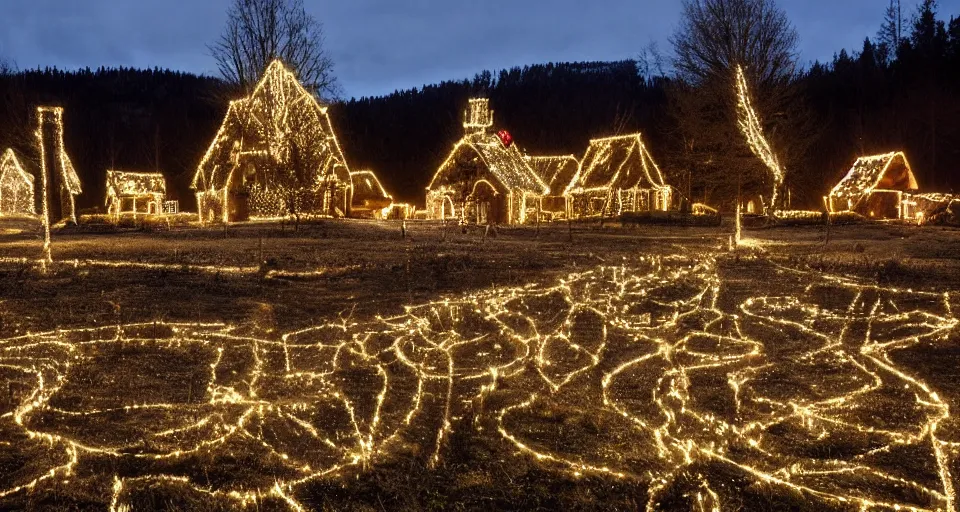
[1,0,957,98]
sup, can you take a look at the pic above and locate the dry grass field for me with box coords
[2,217,960,511]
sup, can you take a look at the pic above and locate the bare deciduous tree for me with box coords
[211,0,339,99]
[668,0,812,210]
[672,0,799,90]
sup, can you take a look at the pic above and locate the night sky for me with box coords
[2,0,958,99]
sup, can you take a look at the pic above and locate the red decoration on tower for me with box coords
[497,130,514,147]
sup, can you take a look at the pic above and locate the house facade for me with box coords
[527,155,579,220]
[0,149,36,216]
[426,99,549,225]
[828,152,919,220]
[106,171,166,217]
[565,134,673,219]
[193,60,352,223]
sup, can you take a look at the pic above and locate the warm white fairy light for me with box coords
[426,99,549,225]
[105,170,167,218]
[35,107,82,225]
[527,155,579,218]
[828,152,919,220]
[827,152,959,223]
[193,60,353,224]
[349,170,391,204]
[1,254,958,510]
[734,202,742,246]
[564,133,673,219]
[0,149,36,216]
[691,203,718,216]
[735,66,785,213]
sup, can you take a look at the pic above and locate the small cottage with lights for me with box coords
[105,170,167,217]
[349,170,393,219]
[193,60,352,223]
[528,155,579,220]
[827,152,918,220]
[0,149,36,216]
[426,99,548,225]
[565,134,673,219]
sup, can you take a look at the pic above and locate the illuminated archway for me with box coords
[468,179,499,225]
[442,196,456,220]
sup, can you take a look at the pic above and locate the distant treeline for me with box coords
[1,7,959,212]
[799,8,960,205]
[331,61,669,204]
[0,67,229,212]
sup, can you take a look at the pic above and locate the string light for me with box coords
[105,171,166,218]
[193,60,352,224]
[735,66,785,213]
[828,152,918,220]
[527,155,579,219]
[426,99,549,225]
[35,107,82,225]
[691,203,717,216]
[0,149,36,216]
[34,107,82,264]
[3,254,956,510]
[564,134,673,218]
[827,152,958,223]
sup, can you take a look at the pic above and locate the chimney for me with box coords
[463,98,493,135]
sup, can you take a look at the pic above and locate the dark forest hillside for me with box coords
[0,62,669,210]
[0,2,958,213]
[0,67,229,212]
[331,61,669,204]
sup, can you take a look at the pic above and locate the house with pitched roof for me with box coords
[527,155,579,219]
[827,152,918,219]
[105,170,166,217]
[193,60,352,223]
[426,99,549,225]
[0,149,36,216]
[349,170,393,218]
[565,133,673,219]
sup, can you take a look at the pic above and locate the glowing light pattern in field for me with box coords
[735,66,785,213]
[0,149,36,216]
[1,257,958,510]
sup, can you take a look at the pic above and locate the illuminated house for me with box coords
[193,60,352,223]
[426,99,549,225]
[349,170,393,219]
[37,107,83,224]
[0,149,36,216]
[528,155,579,219]
[565,134,673,218]
[105,171,166,217]
[827,152,919,220]
[909,193,959,222]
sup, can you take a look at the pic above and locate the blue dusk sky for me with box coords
[1,0,958,98]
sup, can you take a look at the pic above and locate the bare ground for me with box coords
[1,218,960,511]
